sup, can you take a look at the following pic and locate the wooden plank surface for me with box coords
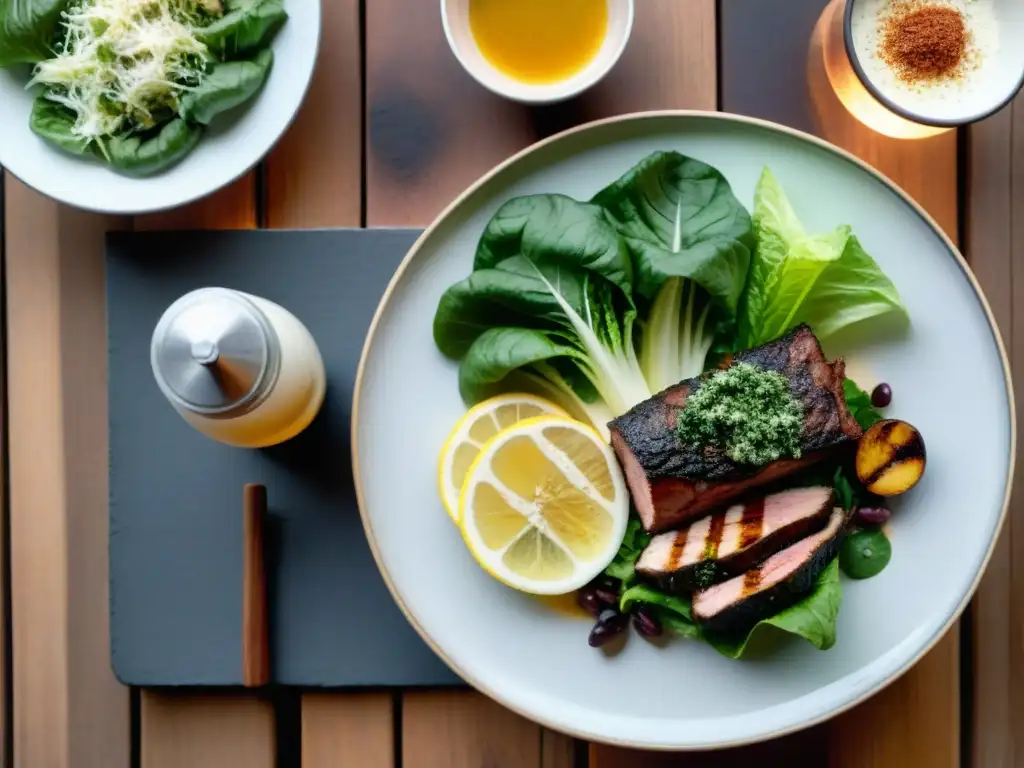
[806,7,961,767]
[301,694,394,768]
[966,93,1021,768]
[402,692,541,768]
[140,693,275,768]
[3,179,131,768]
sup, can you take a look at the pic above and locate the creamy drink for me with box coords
[151,288,327,448]
[850,0,1000,121]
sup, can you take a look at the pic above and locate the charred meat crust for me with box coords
[692,509,849,637]
[608,324,862,484]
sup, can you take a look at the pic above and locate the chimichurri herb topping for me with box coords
[677,362,803,465]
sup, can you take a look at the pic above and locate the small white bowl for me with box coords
[0,1,320,215]
[441,0,633,104]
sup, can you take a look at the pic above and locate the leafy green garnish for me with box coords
[843,378,884,430]
[620,584,691,618]
[104,118,204,177]
[703,559,843,658]
[0,0,68,67]
[603,518,650,584]
[738,168,906,349]
[179,48,274,125]
[832,465,857,511]
[29,95,91,155]
[620,585,703,639]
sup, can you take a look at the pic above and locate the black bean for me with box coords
[595,588,619,607]
[576,588,602,619]
[871,383,892,408]
[588,609,628,648]
[856,506,891,526]
[632,607,663,638]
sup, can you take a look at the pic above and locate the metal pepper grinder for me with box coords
[151,287,326,448]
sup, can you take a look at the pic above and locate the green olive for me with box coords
[839,530,892,580]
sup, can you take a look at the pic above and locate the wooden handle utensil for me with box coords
[242,483,270,687]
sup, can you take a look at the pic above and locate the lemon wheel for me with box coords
[458,415,629,595]
[437,394,567,522]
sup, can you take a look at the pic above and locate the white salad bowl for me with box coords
[0,0,319,215]
[353,112,1014,750]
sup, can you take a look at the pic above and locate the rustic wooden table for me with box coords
[1,0,1019,765]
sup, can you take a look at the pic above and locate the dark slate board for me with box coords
[108,229,460,687]
[720,0,826,132]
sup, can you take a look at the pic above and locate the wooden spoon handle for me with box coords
[242,483,270,687]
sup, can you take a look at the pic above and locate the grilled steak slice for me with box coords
[609,324,862,533]
[636,486,834,593]
[691,506,848,636]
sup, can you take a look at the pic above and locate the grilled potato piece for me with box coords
[855,419,926,496]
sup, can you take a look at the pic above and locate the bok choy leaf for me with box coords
[591,151,754,389]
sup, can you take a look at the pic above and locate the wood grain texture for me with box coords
[807,8,961,768]
[591,729,827,767]
[966,95,1020,768]
[4,176,131,768]
[264,0,361,229]
[140,693,275,768]
[402,692,541,768]
[242,484,270,688]
[261,0,381,762]
[541,729,575,768]
[134,174,258,231]
[301,693,394,768]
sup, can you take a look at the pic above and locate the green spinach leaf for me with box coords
[602,518,650,583]
[104,119,203,177]
[703,558,842,658]
[591,150,754,308]
[179,48,273,124]
[29,95,90,155]
[198,0,286,59]
[0,0,67,67]
[620,584,703,639]
[619,584,691,618]
[473,194,633,292]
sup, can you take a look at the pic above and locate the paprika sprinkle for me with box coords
[879,3,968,83]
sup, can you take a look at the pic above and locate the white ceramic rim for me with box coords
[352,110,1015,750]
[440,0,635,105]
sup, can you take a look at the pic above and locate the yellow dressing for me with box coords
[469,0,608,84]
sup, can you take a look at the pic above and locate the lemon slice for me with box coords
[438,394,567,522]
[458,416,629,595]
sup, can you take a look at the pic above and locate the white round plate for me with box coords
[0,0,319,215]
[353,112,1013,750]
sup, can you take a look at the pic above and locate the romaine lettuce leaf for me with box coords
[739,167,906,349]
